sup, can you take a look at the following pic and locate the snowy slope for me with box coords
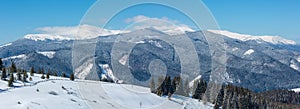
[0,43,12,48]
[208,30,297,45]
[2,54,27,61]
[292,88,300,92]
[0,73,212,109]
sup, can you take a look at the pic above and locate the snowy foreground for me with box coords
[0,74,213,109]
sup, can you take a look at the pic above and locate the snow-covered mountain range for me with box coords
[1,29,300,92]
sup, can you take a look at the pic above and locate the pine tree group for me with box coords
[154,76,181,98]
[0,58,76,87]
[192,78,207,100]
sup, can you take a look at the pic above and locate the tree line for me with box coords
[0,58,75,87]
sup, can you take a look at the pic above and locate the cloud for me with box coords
[124,15,194,35]
[26,15,194,41]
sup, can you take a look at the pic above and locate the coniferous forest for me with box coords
[150,75,300,109]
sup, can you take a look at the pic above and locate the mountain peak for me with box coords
[24,34,72,41]
[207,30,297,45]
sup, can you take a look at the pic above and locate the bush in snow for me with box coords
[48,91,58,95]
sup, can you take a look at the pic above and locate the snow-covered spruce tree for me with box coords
[191,79,198,96]
[41,68,45,74]
[184,78,190,97]
[41,73,45,79]
[70,73,75,81]
[0,58,3,70]
[150,77,156,93]
[156,76,165,96]
[163,76,171,95]
[17,69,22,81]
[22,70,27,82]
[61,72,66,78]
[38,67,42,74]
[30,67,35,76]
[1,68,7,80]
[10,62,17,73]
[46,69,52,79]
[23,70,28,78]
[168,76,181,99]
[8,73,14,87]
[214,85,224,109]
[53,71,58,76]
[174,77,185,96]
[46,72,50,79]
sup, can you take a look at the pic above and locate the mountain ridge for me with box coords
[1,29,300,92]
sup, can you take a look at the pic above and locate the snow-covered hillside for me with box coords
[0,43,12,48]
[0,73,213,109]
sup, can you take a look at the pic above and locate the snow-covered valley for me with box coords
[0,73,213,109]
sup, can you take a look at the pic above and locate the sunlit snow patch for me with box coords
[37,51,56,59]
[118,55,128,65]
[232,47,239,52]
[2,54,27,61]
[0,43,12,48]
[189,75,202,88]
[149,40,163,48]
[290,64,299,71]
[244,49,255,55]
